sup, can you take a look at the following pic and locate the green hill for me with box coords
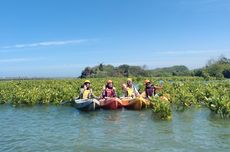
[80,56,230,79]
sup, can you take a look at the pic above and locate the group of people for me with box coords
[78,78,163,101]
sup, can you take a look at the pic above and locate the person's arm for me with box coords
[134,86,140,96]
[90,89,98,99]
[113,88,117,97]
[122,84,127,91]
[153,85,163,96]
[154,85,163,91]
[78,88,84,99]
[102,89,106,98]
[89,89,93,98]
[140,92,146,98]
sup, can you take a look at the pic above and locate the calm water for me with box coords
[0,105,230,152]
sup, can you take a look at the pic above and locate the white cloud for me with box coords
[1,39,89,49]
[0,57,45,63]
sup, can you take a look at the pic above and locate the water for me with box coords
[0,105,230,152]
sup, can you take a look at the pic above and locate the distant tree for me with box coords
[80,67,93,78]
[217,56,230,64]
[99,63,104,71]
[223,68,230,78]
[197,56,230,79]
[118,64,130,77]
[79,57,230,78]
[194,69,203,77]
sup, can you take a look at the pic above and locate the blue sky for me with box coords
[0,0,230,77]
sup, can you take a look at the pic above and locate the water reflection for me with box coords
[1,106,230,152]
[103,110,121,123]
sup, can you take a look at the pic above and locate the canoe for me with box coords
[74,99,100,111]
[100,97,124,110]
[122,97,150,110]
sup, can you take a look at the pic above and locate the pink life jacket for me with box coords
[104,88,115,97]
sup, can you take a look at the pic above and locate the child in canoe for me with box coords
[78,80,95,99]
[100,80,123,109]
[141,80,163,99]
[101,80,117,98]
[121,78,140,98]
[74,80,100,111]
[122,79,150,110]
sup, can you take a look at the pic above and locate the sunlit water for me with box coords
[0,105,230,152]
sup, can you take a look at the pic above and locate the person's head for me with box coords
[127,78,133,86]
[144,80,152,88]
[84,80,91,88]
[106,80,113,88]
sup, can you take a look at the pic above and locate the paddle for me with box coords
[134,83,140,91]
[60,100,73,105]
[159,80,164,86]
[60,97,78,105]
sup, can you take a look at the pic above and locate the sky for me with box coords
[0,0,230,77]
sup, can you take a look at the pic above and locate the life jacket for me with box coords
[145,86,155,97]
[105,88,115,97]
[82,89,91,99]
[127,87,134,97]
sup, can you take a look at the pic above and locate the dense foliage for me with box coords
[80,64,191,78]
[80,56,230,79]
[194,56,230,79]
[0,77,229,119]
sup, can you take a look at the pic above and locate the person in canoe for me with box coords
[141,79,163,99]
[121,78,149,110]
[74,80,100,111]
[100,80,123,109]
[102,80,117,98]
[121,78,140,98]
[79,80,95,99]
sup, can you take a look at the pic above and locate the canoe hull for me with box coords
[100,98,123,110]
[123,97,150,110]
[74,99,100,111]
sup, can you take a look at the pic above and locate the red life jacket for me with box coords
[105,88,115,97]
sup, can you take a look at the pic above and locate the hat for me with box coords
[127,78,132,82]
[107,80,113,83]
[84,80,90,83]
[144,79,150,84]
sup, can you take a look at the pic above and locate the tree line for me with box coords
[80,56,230,79]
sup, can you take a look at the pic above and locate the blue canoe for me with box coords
[74,99,100,111]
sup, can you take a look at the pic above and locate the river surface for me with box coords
[0,105,230,152]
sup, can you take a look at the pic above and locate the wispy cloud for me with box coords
[1,39,89,49]
[0,57,45,63]
[157,49,230,55]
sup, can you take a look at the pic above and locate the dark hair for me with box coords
[81,83,90,89]
[106,83,113,89]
